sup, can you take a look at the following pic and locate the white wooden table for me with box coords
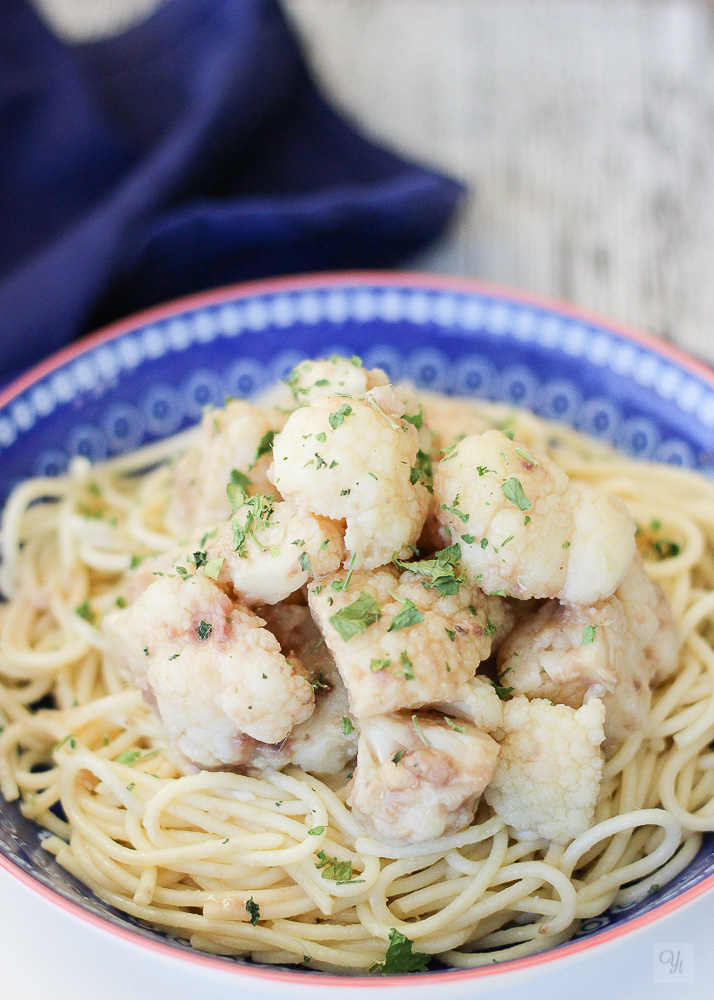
[31,0,714,364]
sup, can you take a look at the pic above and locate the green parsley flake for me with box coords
[393,544,464,595]
[245,897,260,926]
[410,449,434,492]
[196,620,212,641]
[440,494,469,523]
[115,596,127,608]
[315,850,356,882]
[388,597,424,632]
[480,537,488,549]
[229,468,253,490]
[255,429,276,463]
[370,657,391,672]
[412,715,429,745]
[514,447,538,466]
[340,716,355,735]
[315,431,326,442]
[392,749,406,765]
[329,403,353,429]
[299,552,312,575]
[330,591,382,641]
[501,477,531,510]
[445,628,456,642]
[75,599,95,625]
[402,407,424,430]
[400,650,414,680]
[444,716,465,733]
[308,826,325,835]
[461,534,476,544]
[491,681,514,701]
[202,557,224,579]
[581,624,597,645]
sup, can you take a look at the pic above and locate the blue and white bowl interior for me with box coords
[1,277,713,970]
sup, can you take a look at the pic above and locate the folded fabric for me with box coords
[0,0,464,383]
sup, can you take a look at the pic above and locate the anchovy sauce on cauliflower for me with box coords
[101,356,680,851]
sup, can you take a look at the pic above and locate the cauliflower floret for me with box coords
[497,556,679,753]
[202,497,345,606]
[484,696,605,843]
[254,604,359,774]
[102,575,314,768]
[254,356,390,423]
[348,712,500,844]
[434,430,636,603]
[165,400,278,535]
[271,385,430,570]
[431,674,505,733]
[308,564,509,718]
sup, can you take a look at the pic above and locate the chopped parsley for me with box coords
[476,465,496,476]
[340,716,355,735]
[501,477,531,510]
[412,715,429,745]
[330,591,382,641]
[229,468,252,490]
[514,447,538,466]
[370,657,391,672]
[310,671,330,693]
[480,537,488,549]
[113,749,142,766]
[196,620,212,641]
[402,407,423,430]
[410,449,434,492]
[440,494,469,523]
[445,628,456,642]
[75,599,95,625]
[392,749,406,765]
[329,403,353,429]
[230,492,275,556]
[245,897,260,926]
[491,680,514,700]
[367,395,401,431]
[400,650,414,680]
[255,430,276,465]
[299,552,312,575]
[115,595,127,609]
[315,850,358,883]
[461,534,476,544]
[581,624,597,645]
[308,826,325,835]
[191,550,207,568]
[370,929,430,975]
[388,597,424,632]
[393,544,464,595]
[444,716,465,733]
[315,431,326,442]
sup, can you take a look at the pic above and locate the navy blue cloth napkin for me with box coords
[0,0,464,383]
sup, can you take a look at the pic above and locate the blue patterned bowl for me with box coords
[1,272,713,990]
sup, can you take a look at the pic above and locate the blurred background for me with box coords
[17,0,714,366]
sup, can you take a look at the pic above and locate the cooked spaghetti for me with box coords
[0,357,713,974]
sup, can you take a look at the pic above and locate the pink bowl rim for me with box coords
[1,269,713,987]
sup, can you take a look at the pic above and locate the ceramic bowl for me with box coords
[1,272,713,994]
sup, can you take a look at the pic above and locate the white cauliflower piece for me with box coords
[203,497,345,606]
[348,712,500,844]
[254,356,389,422]
[165,400,278,534]
[308,564,509,717]
[102,575,314,768]
[271,385,430,570]
[432,674,505,733]
[254,604,358,774]
[484,696,605,843]
[434,429,636,603]
[498,555,679,752]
